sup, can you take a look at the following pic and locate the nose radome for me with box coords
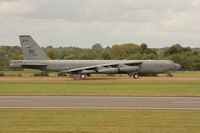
[175,63,181,70]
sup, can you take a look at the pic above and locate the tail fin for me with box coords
[20,35,50,60]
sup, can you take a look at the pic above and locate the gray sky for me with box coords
[0,0,200,48]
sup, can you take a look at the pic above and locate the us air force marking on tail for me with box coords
[10,36,181,80]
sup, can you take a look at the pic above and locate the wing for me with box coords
[60,61,142,74]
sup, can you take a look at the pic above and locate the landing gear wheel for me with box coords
[73,75,78,80]
[86,74,91,77]
[80,74,87,79]
[133,74,139,79]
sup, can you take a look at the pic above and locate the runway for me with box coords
[0,96,200,109]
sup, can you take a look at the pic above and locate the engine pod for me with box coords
[98,67,118,74]
[119,66,139,72]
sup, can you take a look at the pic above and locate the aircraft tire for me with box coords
[80,74,87,79]
[133,74,139,79]
[73,75,78,80]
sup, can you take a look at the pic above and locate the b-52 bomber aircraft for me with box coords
[10,36,181,79]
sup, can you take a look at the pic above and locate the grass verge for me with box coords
[0,109,200,133]
[0,77,200,96]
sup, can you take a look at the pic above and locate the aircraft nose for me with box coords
[9,61,14,67]
[175,63,181,70]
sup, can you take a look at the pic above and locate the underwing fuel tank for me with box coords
[119,66,139,72]
[98,68,118,74]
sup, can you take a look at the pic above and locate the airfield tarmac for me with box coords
[0,96,200,110]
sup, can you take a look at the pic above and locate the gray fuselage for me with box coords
[10,60,181,74]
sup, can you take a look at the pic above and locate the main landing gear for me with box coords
[73,74,87,80]
[128,72,140,79]
[133,73,139,79]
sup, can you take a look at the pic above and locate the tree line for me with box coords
[0,43,200,71]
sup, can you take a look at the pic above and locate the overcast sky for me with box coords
[0,0,200,48]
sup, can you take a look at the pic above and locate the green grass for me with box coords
[1,71,58,77]
[172,71,200,77]
[0,109,200,133]
[0,78,200,96]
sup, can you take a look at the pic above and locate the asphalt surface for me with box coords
[0,96,200,109]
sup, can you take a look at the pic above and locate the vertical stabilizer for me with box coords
[20,35,50,60]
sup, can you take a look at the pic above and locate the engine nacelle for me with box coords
[119,66,139,72]
[81,70,96,74]
[98,68,118,74]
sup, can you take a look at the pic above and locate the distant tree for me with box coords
[141,43,148,53]
[166,44,184,55]
[46,46,58,59]
[145,48,158,55]
[57,47,65,59]
[110,44,142,59]
[46,46,54,49]
[92,43,103,53]
[102,47,111,60]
